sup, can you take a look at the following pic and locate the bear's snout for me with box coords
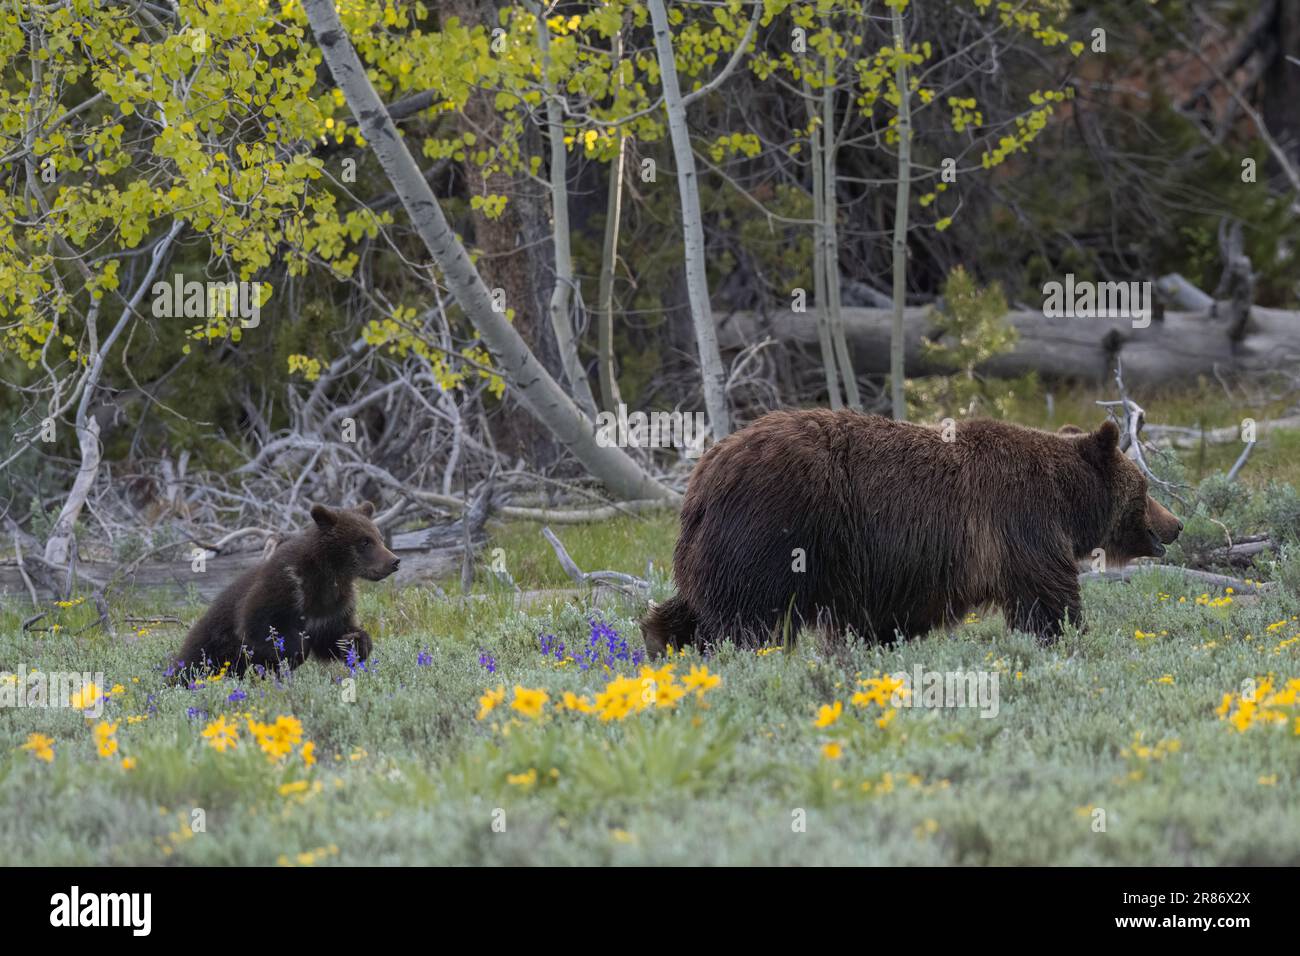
[1146,496,1182,546]
[364,548,401,581]
[1147,528,1167,557]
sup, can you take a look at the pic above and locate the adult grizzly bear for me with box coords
[642,411,1181,654]
[175,502,400,676]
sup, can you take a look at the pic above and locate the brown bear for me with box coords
[642,411,1181,654]
[175,502,400,676]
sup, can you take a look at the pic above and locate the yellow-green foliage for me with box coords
[908,266,1032,420]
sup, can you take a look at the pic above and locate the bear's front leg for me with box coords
[314,627,372,664]
[1001,577,1082,644]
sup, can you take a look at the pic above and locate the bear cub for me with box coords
[175,502,400,676]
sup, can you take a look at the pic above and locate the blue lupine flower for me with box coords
[479,649,497,674]
[266,626,285,654]
[227,688,247,703]
[417,650,433,667]
[551,617,633,670]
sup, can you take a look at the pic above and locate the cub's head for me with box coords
[1059,422,1182,563]
[309,501,401,581]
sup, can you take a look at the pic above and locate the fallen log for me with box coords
[1146,415,1300,449]
[1079,565,1273,593]
[0,536,481,602]
[718,301,1300,388]
[1200,535,1277,568]
[541,525,651,594]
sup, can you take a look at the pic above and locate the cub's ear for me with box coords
[355,501,376,518]
[310,504,337,528]
[1057,424,1085,435]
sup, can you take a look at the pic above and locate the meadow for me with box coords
[3,400,1300,866]
[2,518,1298,865]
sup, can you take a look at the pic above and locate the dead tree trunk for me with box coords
[303,0,676,503]
[718,302,1300,388]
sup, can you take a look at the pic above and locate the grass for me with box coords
[1002,379,1300,487]
[3,507,1300,866]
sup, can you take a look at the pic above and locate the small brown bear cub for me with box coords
[175,502,399,677]
[643,411,1182,655]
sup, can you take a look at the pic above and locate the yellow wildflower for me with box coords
[69,682,101,712]
[202,715,239,752]
[814,700,843,728]
[21,732,54,763]
[510,686,549,720]
[476,685,506,720]
[507,768,538,788]
[681,664,721,698]
[92,721,119,758]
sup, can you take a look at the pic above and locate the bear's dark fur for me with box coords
[175,502,400,676]
[643,411,1181,654]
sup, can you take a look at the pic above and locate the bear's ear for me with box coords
[1057,424,1085,435]
[310,504,336,528]
[1094,420,1121,450]
[1077,420,1120,465]
[355,501,375,518]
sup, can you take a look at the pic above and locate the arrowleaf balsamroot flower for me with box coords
[477,685,506,720]
[681,664,721,698]
[247,715,304,761]
[479,664,720,726]
[852,675,909,709]
[814,701,843,728]
[510,686,549,720]
[561,691,594,713]
[69,681,101,713]
[21,732,54,763]
[202,715,239,753]
[92,720,120,758]
[1217,676,1300,733]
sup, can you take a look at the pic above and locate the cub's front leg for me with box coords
[312,626,372,664]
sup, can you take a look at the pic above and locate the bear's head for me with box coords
[1060,421,1182,563]
[309,501,401,581]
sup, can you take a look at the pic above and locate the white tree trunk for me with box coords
[531,4,598,420]
[647,0,731,438]
[889,5,913,420]
[597,25,627,414]
[43,219,183,568]
[805,76,841,409]
[303,0,676,502]
[43,417,99,568]
[821,64,859,409]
